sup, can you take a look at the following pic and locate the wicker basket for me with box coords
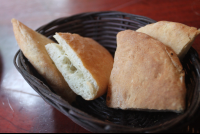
[13,11,200,133]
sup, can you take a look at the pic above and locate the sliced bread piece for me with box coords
[106,30,186,113]
[136,21,200,60]
[12,19,76,103]
[45,33,114,100]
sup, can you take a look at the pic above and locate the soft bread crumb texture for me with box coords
[136,21,200,60]
[11,18,76,103]
[45,43,97,100]
[107,30,186,113]
[46,33,114,100]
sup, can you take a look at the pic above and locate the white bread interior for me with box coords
[45,36,99,100]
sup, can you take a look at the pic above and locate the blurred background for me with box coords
[0,0,200,133]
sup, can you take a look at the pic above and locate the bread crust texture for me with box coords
[136,21,200,60]
[56,33,114,100]
[12,19,76,103]
[107,30,186,113]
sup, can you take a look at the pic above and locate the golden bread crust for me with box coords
[136,21,200,60]
[12,19,76,103]
[107,30,186,112]
[57,33,114,99]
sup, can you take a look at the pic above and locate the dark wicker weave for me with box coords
[13,11,200,133]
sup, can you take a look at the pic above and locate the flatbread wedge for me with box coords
[136,21,200,60]
[45,33,114,100]
[106,30,186,113]
[12,19,76,103]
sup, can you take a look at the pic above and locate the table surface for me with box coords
[0,0,200,133]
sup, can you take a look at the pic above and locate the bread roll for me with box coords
[107,30,186,113]
[136,21,200,60]
[45,33,114,100]
[12,19,76,103]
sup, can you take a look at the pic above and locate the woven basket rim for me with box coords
[14,48,200,132]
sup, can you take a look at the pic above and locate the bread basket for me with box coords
[14,11,200,133]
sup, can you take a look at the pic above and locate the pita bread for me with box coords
[12,19,76,103]
[45,33,114,100]
[106,30,186,113]
[136,21,200,60]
